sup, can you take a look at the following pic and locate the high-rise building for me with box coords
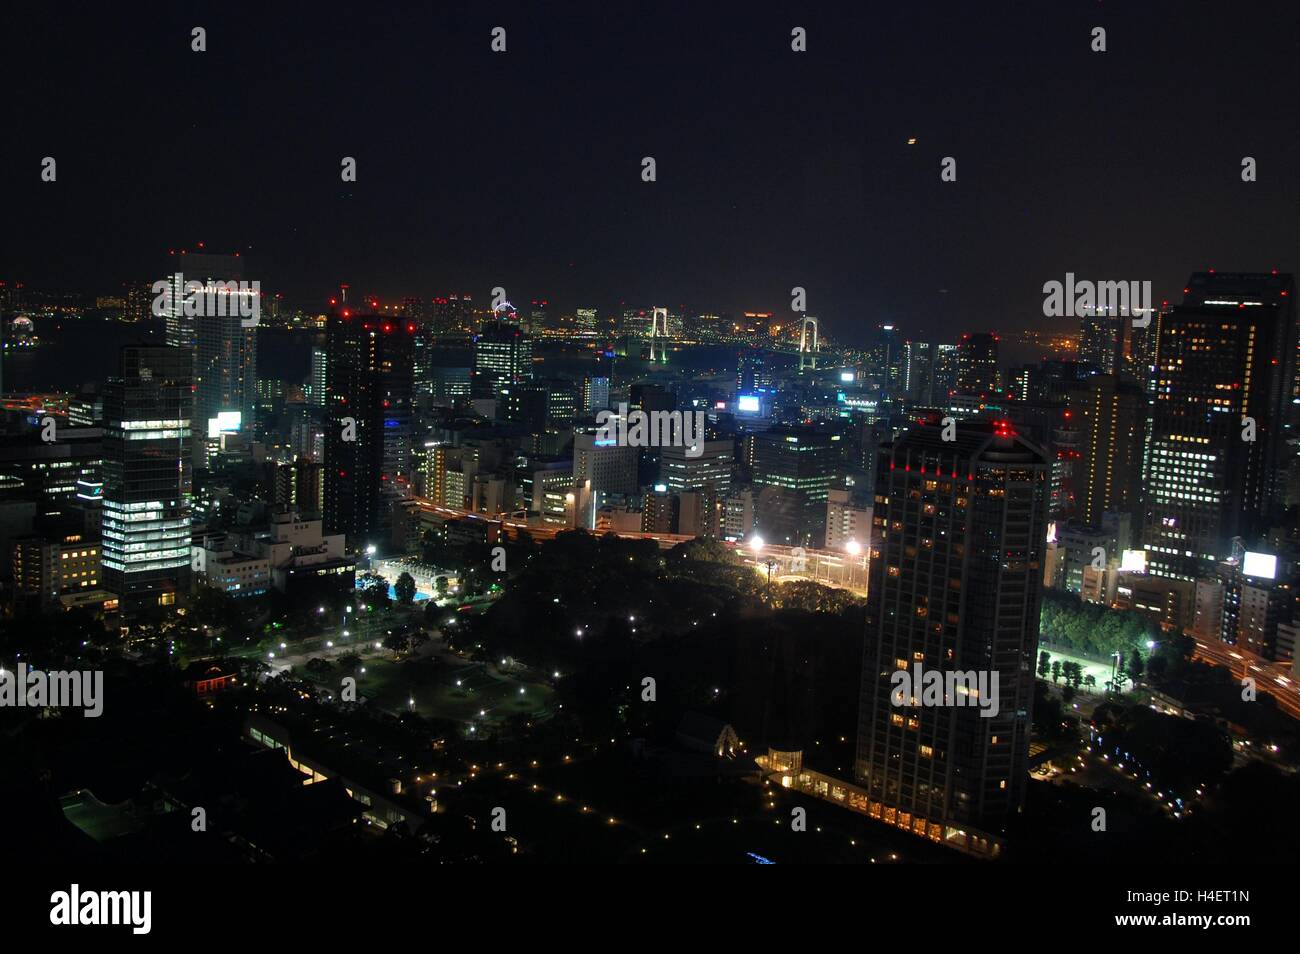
[473,319,533,397]
[902,341,934,405]
[194,310,257,465]
[824,487,870,550]
[931,344,960,406]
[956,333,1000,395]
[583,376,611,413]
[857,418,1048,854]
[1142,272,1297,580]
[100,346,193,611]
[1079,314,1122,374]
[658,439,733,497]
[750,426,841,546]
[500,378,577,434]
[572,430,638,528]
[1068,373,1144,528]
[528,299,554,335]
[431,295,474,335]
[323,311,416,550]
[310,348,327,406]
[871,324,905,395]
[160,250,245,350]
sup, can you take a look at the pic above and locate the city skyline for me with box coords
[3,2,1299,914]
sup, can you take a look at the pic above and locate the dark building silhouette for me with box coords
[323,311,415,551]
[857,418,1048,852]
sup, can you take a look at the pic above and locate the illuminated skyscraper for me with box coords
[1068,373,1144,528]
[1079,313,1122,374]
[473,319,533,397]
[100,346,193,611]
[956,333,1000,395]
[1142,272,1296,580]
[194,310,257,465]
[160,249,244,350]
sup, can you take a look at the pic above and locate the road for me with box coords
[1192,638,1300,720]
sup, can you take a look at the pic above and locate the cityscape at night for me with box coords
[1,0,1292,929]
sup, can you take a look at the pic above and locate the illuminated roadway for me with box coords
[1192,638,1300,720]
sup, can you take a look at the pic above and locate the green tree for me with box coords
[395,572,417,606]
[1129,649,1145,682]
[1038,650,1051,678]
[1051,660,1062,683]
[1068,661,1084,690]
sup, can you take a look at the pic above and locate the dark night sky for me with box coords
[4,0,1300,346]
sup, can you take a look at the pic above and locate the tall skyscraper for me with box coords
[323,311,416,550]
[473,319,533,397]
[310,347,327,406]
[1142,272,1297,580]
[194,310,257,465]
[903,340,935,405]
[751,425,841,546]
[1068,373,1144,528]
[160,250,245,350]
[100,346,193,611]
[857,418,1048,854]
[572,430,638,528]
[1079,314,1123,374]
[931,343,960,406]
[659,439,734,497]
[955,333,1000,395]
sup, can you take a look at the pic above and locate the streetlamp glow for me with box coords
[845,539,862,556]
[750,534,765,556]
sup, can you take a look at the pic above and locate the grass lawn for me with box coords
[313,656,554,724]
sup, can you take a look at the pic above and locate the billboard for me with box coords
[1120,549,1147,573]
[1242,552,1277,580]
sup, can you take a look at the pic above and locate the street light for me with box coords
[845,539,862,556]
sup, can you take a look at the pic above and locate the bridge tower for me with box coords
[798,316,819,370]
[649,306,669,363]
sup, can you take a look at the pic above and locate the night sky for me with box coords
[5,0,1300,345]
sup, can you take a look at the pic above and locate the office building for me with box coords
[100,346,193,611]
[1142,272,1297,579]
[473,319,533,397]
